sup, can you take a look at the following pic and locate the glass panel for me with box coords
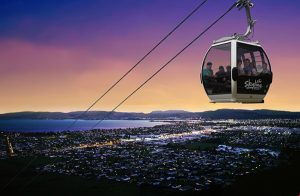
[202,43,231,95]
[237,43,272,94]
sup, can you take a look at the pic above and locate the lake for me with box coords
[0,120,169,133]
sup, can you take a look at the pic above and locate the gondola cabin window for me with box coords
[237,43,271,94]
[202,43,231,95]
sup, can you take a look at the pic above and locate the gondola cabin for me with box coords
[201,38,272,103]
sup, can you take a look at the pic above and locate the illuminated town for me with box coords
[1,119,299,193]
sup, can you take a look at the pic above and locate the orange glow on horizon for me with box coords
[0,38,299,114]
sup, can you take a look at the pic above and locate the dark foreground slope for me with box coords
[1,149,299,196]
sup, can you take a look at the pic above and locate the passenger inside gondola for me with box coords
[243,58,259,76]
[243,59,252,76]
[260,62,270,75]
[215,66,226,82]
[225,65,231,81]
[237,59,245,75]
[202,62,214,83]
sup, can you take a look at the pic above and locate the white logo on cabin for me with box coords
[244,79,262,90]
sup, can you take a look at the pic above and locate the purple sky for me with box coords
[0,0,300,112]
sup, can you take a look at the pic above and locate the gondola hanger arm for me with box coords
[214,0,256,43]
[235,0,256,40]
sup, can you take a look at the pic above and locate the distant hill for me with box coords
[197,109,300,119]
[150,110,189,114]
[0,109,299,120]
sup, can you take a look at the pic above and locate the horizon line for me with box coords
[1,108,299,115]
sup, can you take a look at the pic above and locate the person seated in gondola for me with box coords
[237,59,245,75]
[243,59,252,76]
[202,62,214,83]
[252,63,258,76]
[260,62,270,75]
[224,65,231,90]
[243,59,258,76]
[225,65,231,80]
[215,66,226,82]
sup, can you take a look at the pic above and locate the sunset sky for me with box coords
[0,0,300,113]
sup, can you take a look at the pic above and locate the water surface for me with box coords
[0,120,168,132]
